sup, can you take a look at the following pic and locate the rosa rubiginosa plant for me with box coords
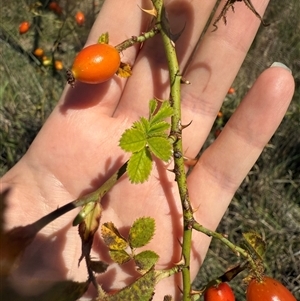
[1,1,297,301]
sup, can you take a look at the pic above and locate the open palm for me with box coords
[2,0,294,300]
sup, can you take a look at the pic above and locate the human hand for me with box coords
[1,0,294,300]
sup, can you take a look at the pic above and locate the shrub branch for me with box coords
[152,0,194,299]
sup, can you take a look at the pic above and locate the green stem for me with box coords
[152,1,194,299]
[115,26,160,52]
[29,161,128,233]
[192,221,257,272]
[155,264,185,284]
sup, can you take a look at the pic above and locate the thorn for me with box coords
[170,22,186,42]
[167,168,176,173]
[154,96,166,103]
[138,5,157,17]
[177,285,184,294]
[212,24,218,32]
[190,289,204,295]
[183,156,198,167]
[262,20,270,27]
[181,120,193,129]
[177,237,183,247]
[192,204,200,214]
[181,77,191,84]
[174,257,185,266]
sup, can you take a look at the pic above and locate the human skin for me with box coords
[0,0,295,300]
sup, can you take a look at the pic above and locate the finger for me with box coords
[113,0,217,119]
[187,65,294,271]
[179,0,270,157]
[60,0,152,115]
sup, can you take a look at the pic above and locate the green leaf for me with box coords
[119,128,146,153]
[129,217,155,248]
[109,249,131,264]
[149,98,158,118]
[148,121,170,137]
[133,117,150,133]
[98,32,109,44]
[134,250,159,272]
[105,268,156,301]
[149,101,173,125]
[101,222,128,250]
[147,136,172,162]
[127,148,152,183]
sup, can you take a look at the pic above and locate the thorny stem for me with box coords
[152,0,194,300]
[192,222,258,273]
[151,1,265,298]
[155,264,185,284]
[115,26,159,52]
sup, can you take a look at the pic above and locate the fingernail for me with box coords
[270,62,292,73]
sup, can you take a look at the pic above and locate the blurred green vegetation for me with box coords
[1,0,299,300]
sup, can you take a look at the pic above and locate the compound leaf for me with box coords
[129,217,155,248]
